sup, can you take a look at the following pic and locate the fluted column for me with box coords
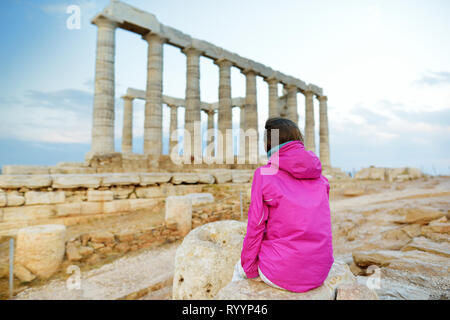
[215,58,233,162]
[143,32,166,155]
[242,69,258,162]
[168,104,178,155]
[121,96,133,154]
[182,47,203,161]
[285,84,299,125]
[304,90,316,153]
[89,16,118,157]
[319,96,331,168]
[265,77,279,118]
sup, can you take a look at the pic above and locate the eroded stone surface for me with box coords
[173,220,246,300]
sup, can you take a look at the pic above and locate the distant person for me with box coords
[232,117,334,292]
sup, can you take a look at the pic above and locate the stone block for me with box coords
[90,231,115,243]
[101,173,140,186]
[25,191,65,205]
[15,224,66,279]
[197,173,215,184]
[231,170,253,183]
[0,191,6,207]
[2,165,50,175]
[136,186,165,198]
[184,193,214,206]
[0,175,52,189]
[165,196,192,236]
[80,202,104,215]
[139,172,172,186]
[129,199,159,211]
[52,174,102,189]
[171,173,199,185]
[87,190,114,202]
[212,170,232,184]
[55,202,82,216]
[3,205,56,221]
[103,200,130,214]
[6,192,25,206]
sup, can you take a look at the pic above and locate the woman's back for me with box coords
[241,140,334,293]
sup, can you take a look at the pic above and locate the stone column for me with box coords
[215,58,233,162]
[285,85,298,125]
[89,16,118,157]
[318,95,331,168]
[143,32,166,156]
[242,69,259,161]
[121,96,133,154]
[168,104,178,155]
[304,90,316,153]
[182,47,203,161]
[206,109,215,149]
[239,104,246,158]
[265,77,279,118]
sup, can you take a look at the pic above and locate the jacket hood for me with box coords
[267,140,322,179]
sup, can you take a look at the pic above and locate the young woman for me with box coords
[232,117,334,293]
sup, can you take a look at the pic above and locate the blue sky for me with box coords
[0,0,449,174]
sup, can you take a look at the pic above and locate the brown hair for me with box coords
[264,117,303,152]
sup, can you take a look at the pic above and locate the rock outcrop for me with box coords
[172,220,246,299]
[214,260,376,300]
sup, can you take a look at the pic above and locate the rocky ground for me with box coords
[5,175,450,300]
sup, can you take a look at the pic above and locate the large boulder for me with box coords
[172,220,246,299]
[214,260,376,300]
[15,224,66,279]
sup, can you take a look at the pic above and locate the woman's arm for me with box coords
[240,168,269,278]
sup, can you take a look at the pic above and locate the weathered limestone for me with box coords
[0,175,52,189]
[215,260,359,300]
[2,165,50,175]
[394,208,445,225]
[304,90,316,153]
[15,225,66,279]
[184,193,214,206]
[87,190,114,202]
[165,196,192,236]
[318,96,331,167]
[231,170,253,183]
[143,32,166,156]
[173,220,246,299]
[52,174,102,189]
[168,104,178,155]
[101,173,140,186]
[266,77,279,118]
[139,172,172,185]
[216,58,233,162]
[183,47,203,162]
[286,84,298,125]
[89,16,118,157]
[25,191,65,205]
[121,96,134,154]
[171,173,199,185]
[336,282,379,300]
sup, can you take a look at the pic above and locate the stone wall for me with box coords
[0,170,253,236]
[1,155,265,175]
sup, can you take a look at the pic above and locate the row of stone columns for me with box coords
[90,16,331,167]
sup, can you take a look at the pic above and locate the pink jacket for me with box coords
[241,140,334,292]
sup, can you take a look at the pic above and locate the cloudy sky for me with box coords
[0,0,449,174]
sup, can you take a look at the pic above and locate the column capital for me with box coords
[181,46,204,57]
[241,68,257,76]
[318,95,328,102]
[121,95,134,101]
[284,84,299,92]
[166,103,178,109]
[142,31,168,44]
[303,89,314,96]
[214,57,233,68]
[92,14,120,29]
[264,76,279,85]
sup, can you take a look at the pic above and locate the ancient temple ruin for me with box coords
[89,0,331,168]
